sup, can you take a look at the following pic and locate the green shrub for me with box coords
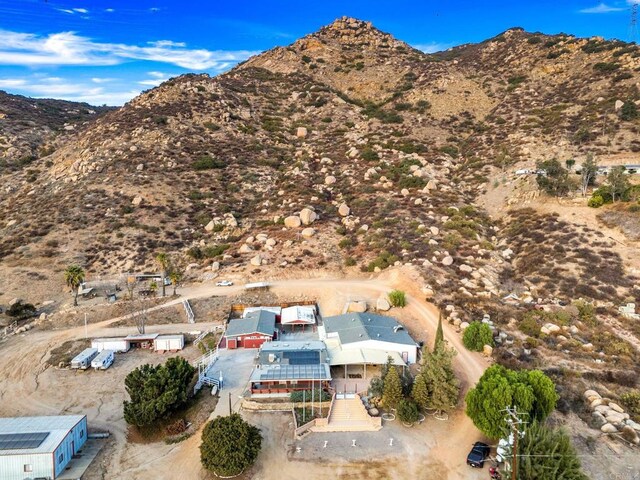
[587,194,604,208]
[361,147,379,161]
[193,155,225,170]
[620,391,640,421]
[388,290,407,308]
[289,389,330,402]
[344,257,357,267]
[202,244,230,258]
[200,414,262,476]
[366,251,399,272]
[620,101,639,121]
[593,62,620,73]
[397,399,420,424]
[462,322,494,351]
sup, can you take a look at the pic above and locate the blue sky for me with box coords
[0,0,638,105]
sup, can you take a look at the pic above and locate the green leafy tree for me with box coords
[462,322,494,351]
[607,166,630,202]
[64,265,85,307]
[123,357,195,427]
[388,290,407,307]
[536,159,573,197]
[200,413,262,477]
[513,422,589,480]
[381,364,403,410]
[397,399,420,424]
[580,153,598,197]
[465,365,558,439]
[155,252,169,297]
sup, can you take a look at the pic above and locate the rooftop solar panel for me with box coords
[0,432,49,450]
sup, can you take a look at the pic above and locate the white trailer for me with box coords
[70,348,99,369]
[154,334,185,352]
[92,337,130,353]
[91,349,115,370]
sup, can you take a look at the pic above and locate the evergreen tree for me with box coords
[381,365,403,410]
[607,166,630,202]
[200,414,262,477]
[514,422,589,480]
[411,370,430,411]
[422,346,459,413]
[434,313,444,351]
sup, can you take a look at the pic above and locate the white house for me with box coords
[320,313,418,365]
[0,415,87,480]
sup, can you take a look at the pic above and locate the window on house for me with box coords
[80,429,84,438]
[58,453,64,463]
[24,464,33,473]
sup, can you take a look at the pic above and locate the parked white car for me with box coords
[216,280,233,287]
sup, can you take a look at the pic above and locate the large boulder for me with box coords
[284,215,302,228]
[609,402,624,414]
[301,228,316,238]
[132,195,143,206]
[296,126,308,138]
[325,175,337,185]
[601,423,619,434]
[376,297,391,311]
[347,301,367,313]
[441,256,454,266]
[338,203,351,216]
[483,345,494,357]
[204,220,215,232]
[239,244,254,254]
[299,208,317,225]
[591,411,607,428]
[250,255,263,267]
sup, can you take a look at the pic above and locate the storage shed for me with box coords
[0,415,87,480]
[91,337,130,353]
[224,310,276,349]
[280,306,316,331]
[154,334,185,352]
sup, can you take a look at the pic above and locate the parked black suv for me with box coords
[466,441,491,468]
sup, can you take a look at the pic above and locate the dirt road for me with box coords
[0,268,488,479]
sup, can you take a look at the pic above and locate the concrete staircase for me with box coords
[311,394,382,432]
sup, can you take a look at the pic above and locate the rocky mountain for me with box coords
[1,17,639,311]
[0,91,113,172]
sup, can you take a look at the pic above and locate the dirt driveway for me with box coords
[0,268,489,479]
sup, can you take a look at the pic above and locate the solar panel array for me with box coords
[283,350,320,365]
[0,432,49,450]
[258,364,328,381]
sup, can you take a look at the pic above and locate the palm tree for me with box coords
[155,252,168,297]
[64,265,85,306]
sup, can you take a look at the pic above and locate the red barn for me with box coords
[224,310,276,349]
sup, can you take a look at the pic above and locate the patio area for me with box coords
[331,364,381,395]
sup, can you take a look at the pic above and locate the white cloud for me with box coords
[73,8,89,14]
[105,8,115,13]
[91,77,115,83]
[413,42,453,54]
[0,29,259,70]
[147,71,167,78]
[0,79,27,88]
[579,2,625,13]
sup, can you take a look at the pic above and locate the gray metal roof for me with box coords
[323,313,416,346]
[0,415,85,455]
[250,363,331,382]
[225,310,276,337]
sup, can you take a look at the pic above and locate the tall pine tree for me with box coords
[434,313,444,352]
[381,365,403,410]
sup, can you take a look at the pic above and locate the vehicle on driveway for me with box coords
[466,441,491,468]
[216,280,233,287]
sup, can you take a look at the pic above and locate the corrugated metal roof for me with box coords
[281,306,316,325]
[0,415,85,455]
[323,313,416,346]
[225,310,276,337]
[327,346,405,366]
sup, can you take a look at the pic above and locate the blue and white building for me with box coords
[0,415,87,480]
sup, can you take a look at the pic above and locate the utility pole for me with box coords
[228,391,232,415]
[84,313,88,339]
[503,407,527,480]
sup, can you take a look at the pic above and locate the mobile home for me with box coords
[70,348,98,369]
[91,350,115,370]
[91,337,130,353]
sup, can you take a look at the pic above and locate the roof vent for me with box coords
[359,333,363,337]
[393,325,404,333]
[377,333,380,338]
